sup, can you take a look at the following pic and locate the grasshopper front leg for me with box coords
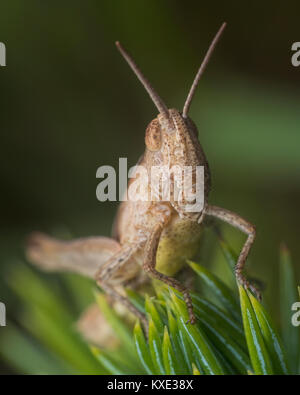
[143,224,196,324]
[94,245,148,331]
[205,205,261,300]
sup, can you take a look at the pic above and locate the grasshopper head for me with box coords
[116,22,225,165]
[145,109,211,217]
[116,23,226,216]
[146,109,204,168]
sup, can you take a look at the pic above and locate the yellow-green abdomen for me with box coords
[156,216,202,276]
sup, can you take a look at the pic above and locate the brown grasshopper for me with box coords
[26,23,260,331]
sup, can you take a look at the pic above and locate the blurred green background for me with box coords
[0,0,299,373]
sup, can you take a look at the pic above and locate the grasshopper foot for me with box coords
[248,282,262,301]
[185,315,197,325]
[236,270,262,301]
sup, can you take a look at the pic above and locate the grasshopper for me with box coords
[26,23,260,331]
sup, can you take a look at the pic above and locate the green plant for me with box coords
[0,239,299,375]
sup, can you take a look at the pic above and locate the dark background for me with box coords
[0,0,299,373]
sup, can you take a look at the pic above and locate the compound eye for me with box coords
[145,119,162,151]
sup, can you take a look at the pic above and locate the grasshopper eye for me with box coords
[145,119,162,151]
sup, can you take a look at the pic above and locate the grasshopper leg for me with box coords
[26,232,148,331]
[205,205,261,300]
[95,245,148,332]
[143,224,196,324]
[26,232,121,278]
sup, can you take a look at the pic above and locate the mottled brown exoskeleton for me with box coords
[26,23,260,331]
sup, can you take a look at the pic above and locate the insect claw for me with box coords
[240,278,262,302]
[185,316,197,325]
[250,285,262,302]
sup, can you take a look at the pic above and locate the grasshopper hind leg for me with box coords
[26,232,148,332]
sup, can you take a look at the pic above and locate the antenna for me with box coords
[182,22,227,118]
[116,41,169,117]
